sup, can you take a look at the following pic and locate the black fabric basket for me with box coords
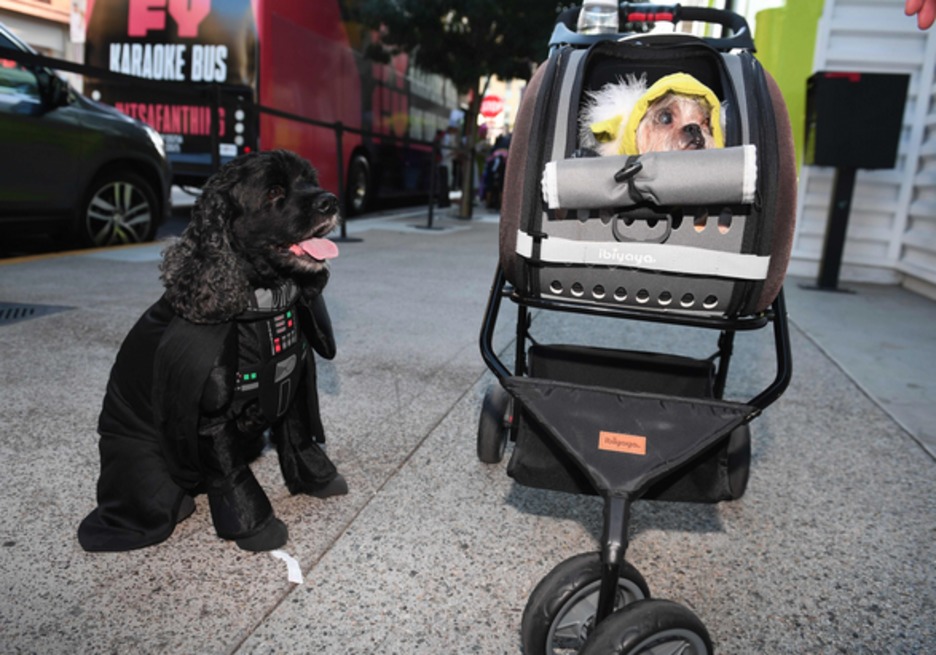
[506,344,749,503]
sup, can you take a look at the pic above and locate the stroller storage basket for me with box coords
[508,344,751,502]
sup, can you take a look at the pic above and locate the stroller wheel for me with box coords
[477,384,512,463]
[521,552,649,655]
[579,599,713,655]
[726,423,751,500]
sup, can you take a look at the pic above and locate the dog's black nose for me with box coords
[313,192,338,215]
[683,124,703,140]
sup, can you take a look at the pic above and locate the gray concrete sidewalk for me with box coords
[1,208,933,654]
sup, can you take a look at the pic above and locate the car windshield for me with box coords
[0,31,41,107]
[1,58,39,98]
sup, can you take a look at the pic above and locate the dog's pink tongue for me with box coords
[289,237,339,261]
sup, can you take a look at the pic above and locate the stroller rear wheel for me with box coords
[522,552,649,655]
[579,599,713,655]
[478,384,512,463]
[726,423,751,500]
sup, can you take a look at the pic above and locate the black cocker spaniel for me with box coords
[79,150,347,553]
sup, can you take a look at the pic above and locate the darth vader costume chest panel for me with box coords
[233,284,307,422]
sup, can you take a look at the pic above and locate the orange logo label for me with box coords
[598,431,647,456]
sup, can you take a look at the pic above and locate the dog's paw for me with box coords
[175,495,196,524]
[235,517,288,552]
[305,474,348,499]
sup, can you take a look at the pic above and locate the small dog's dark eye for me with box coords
[267,185,285,202]
[658,110,673,125]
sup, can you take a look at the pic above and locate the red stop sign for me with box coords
[480,95,504,118]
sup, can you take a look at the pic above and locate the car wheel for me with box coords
[345,155,371,216]
[79,172,158,247]
[522,552,650,655]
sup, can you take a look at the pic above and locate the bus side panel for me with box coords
[256,2,361,197]
[83,0,259,184]
[257,0,441,204]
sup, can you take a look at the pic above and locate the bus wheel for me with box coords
[345,155,371,216]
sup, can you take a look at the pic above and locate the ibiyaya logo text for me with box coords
[598,431,647,456]
[597,248,657,267]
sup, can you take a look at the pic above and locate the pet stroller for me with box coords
[478,5,796,653]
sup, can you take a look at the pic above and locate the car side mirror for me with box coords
[35,69,70,108]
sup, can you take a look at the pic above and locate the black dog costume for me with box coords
[78,150,346,553]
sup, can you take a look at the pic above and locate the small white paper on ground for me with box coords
[270,550,304,584]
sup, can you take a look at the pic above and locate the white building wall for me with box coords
[791,0,936,300]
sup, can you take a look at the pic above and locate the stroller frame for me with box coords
[479,267,792,625]
[478,4,795,652]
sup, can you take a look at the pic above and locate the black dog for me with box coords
[78,150,346,553]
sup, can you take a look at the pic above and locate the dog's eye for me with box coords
[658,110,673,125]
[267,185,285,202]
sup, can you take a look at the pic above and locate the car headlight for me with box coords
[143,124,166,159]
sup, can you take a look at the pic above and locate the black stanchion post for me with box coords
[426,140,438,229]
[336,121,347,239]
[332,121,362,243]
[415,139,444,230]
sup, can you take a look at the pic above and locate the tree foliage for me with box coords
[351,0,566,94]
[350,1,568,216]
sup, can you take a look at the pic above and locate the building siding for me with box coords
[792,0,936,299]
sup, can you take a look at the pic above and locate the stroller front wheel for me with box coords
[521,552,649,655]
[578,598,713,655]
[477,384,512,463]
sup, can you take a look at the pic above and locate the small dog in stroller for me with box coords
[579,72,724,156]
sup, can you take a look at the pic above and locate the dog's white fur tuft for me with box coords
[578,74,649,156]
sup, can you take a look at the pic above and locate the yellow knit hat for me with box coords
[589,73,724,155]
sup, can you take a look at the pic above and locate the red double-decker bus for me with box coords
[83,0,459,214]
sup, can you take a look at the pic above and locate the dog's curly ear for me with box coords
[160,161,254,324]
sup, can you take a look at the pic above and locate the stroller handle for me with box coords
[551,3,755,52]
